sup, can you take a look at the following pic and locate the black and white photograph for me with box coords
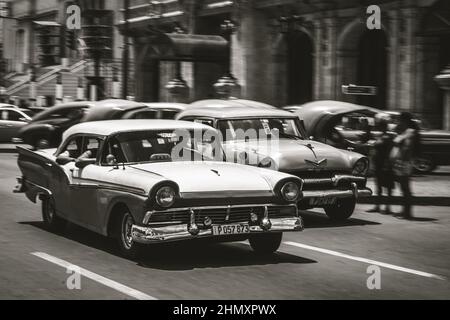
[0,0,449,307]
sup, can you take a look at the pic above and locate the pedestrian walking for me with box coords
[367,114,395,214]
[390,112,421,219]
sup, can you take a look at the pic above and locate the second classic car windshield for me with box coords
[104,129,224,164]
[217,118,304,141]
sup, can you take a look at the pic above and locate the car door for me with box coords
[17,145,74,219]
[68,136,104,232]
[0,109,24,142]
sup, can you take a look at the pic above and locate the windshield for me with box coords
[103,129,224,164]
[217,118,304,141]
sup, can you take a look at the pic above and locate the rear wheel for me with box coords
[248,233,282,254]
[324,198,356,221]
[115,210,142,259]
[41,197,66,231]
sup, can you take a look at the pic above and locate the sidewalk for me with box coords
[362,170,450,206]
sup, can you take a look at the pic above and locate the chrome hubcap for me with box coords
[121,214,134,249]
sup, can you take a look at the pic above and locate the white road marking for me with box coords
[283,241,446,281]
[31,252,157,300]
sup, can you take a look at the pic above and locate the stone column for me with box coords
[386,9,399,110]
[435,65,450,130]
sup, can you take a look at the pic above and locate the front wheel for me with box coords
[248,233,282,255]
[413,156,436,174]
[116,211,142,259]
[41,197,66,231]
[324,198,356,221]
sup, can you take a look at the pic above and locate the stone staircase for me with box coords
[6,61,87,101]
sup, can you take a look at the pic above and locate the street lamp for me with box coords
[214,19,239,99]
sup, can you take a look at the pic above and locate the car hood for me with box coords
[128,161,282,198]
[229,139,358,171]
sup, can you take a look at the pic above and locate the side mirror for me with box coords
[309,136,314,140]
[75,158,96,169]
[56,155,74,165]
[19,117,30,123]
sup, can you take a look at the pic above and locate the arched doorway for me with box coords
[337,22,388,109]
[357,29,388,108]
[286,31,314,105]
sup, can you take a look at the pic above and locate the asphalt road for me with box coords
[0,153,449,299]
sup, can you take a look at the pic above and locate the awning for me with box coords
[141,32,228,62]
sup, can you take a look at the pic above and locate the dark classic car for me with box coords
[291,100,450,173]
[177,100,372,221]
[0,107,33,143]
[18,100,186,149]
[15,120,304,258]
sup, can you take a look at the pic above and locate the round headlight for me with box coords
[155,186,176,208]
[352,158,369,176]
[281,181,300,202]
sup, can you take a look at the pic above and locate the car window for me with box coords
[218,118,304,141]
[7,110,23,121]
[80,137,101,160]
[0,110,8,121]
[59,136,84,159]
[193,118,214,127]
[102,130,223,164]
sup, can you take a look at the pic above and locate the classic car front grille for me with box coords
[148,205,297,225]
[287,171,364,191]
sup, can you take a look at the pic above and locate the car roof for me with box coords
[83,99,148,121]
[0,103,19,108]
[32,101,94,121]
[142,102,188,111]
[177,106,296,120]
[292,100,379,133]
[189,99,277,110]
[62,119,214,140]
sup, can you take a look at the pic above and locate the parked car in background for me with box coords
[19,99,156,149]
[177,100,372,221]
[141,103,188,119]
[291,100,450,173]
[15,120,303,258]
[0,107,33,143]
[18,101,94,149]
[0,103,21,110]
[189,99,276,110]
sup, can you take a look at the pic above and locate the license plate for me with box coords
[309,197,337,206]
[212,224,250,236]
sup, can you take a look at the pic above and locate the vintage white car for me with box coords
[177,100,373,221]
[15,120,304,258]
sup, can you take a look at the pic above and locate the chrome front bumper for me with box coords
[132,204,303,244]
[302,187,373,200]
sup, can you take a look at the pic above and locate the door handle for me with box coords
[45,163,53,167]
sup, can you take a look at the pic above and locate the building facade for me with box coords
[120,0,450,129]
[0,0,449,128]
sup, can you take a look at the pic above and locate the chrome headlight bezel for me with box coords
[280,181,301,202]
[352,158,369,176]
[155,186,176,208]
